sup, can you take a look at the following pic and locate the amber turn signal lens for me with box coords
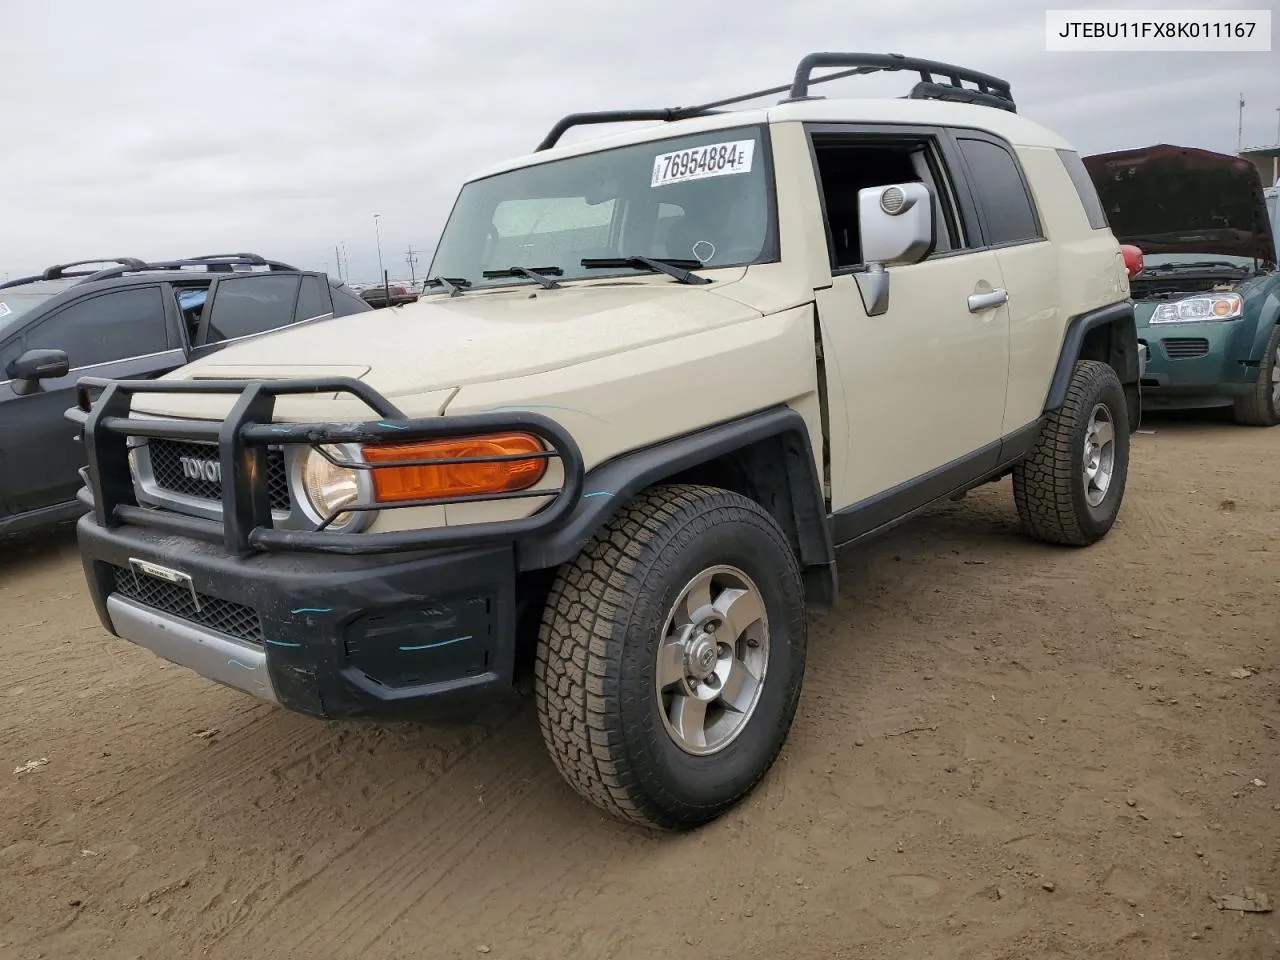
[362,432,546,503]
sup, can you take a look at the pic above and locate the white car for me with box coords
[70,52,1140,830]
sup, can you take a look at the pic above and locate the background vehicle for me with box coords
[70,53,1138,831]
[0,254,370,537]
[1084,145,1280,425]
[360,283,419,309]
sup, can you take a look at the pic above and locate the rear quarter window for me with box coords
[1056,149,1110,230]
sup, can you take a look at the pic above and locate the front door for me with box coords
[802,126,1012,537]
[817,252,1011,511]
[0,286,180,513]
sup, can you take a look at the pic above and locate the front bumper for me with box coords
[78,512,520,719]
[1137,320,1257,405]
[67,374,585,721]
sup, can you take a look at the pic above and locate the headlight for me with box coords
[1150,293,1244,324]
[298,445,368,531]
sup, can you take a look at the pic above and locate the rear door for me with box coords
[948,132,1060,436]
[0,285,179,512]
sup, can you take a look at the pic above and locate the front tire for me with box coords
[534,484,807,830]
[1013,359,1130,546]
[1233,324,1280,427]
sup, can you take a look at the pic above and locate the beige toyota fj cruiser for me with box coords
[69,53,1140,830]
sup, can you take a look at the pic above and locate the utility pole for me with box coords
[334,244,343,283]
[1237,93,1245,152]
[373,214,385,284]
[405,245,420,286]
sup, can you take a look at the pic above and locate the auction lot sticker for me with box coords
[652,140,755,188]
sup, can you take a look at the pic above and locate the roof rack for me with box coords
[535,51,1015,151]
[41,258,148,281]
[81,254,300,284]
[0,257,149,290]
[0,274,43,290]
[186,252,268,263]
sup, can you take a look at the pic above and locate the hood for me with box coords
[135,277,761,418]
[1082,144,1277,264]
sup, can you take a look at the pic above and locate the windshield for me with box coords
[1140,252,1256,269]
[428,125,776,289]
[0,292,55,338]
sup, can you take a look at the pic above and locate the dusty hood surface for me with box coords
[134,277,761,419]
[1083,144,1277,264]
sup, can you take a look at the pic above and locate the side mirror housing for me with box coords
[854,182,936,316]
[8,347,70,383]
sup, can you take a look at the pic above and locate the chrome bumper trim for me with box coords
[105,594,278,704]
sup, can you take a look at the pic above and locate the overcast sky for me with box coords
[2,0,1276,283]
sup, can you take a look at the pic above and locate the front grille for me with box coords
[148,439,291,512]
[1162,338,1210,360]
[111,565,264,645]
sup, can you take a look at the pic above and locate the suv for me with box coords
[68,54,1139,831]
[1083,145,1280,425]
[0,254,370,537]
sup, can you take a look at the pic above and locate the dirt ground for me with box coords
[1,412,1277,960]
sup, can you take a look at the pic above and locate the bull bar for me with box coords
[66,375,585,557]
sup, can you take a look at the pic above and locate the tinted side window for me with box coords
[27,287,169,368]
[956,137,1042,245]
[331,286,372,317]
[1056,149,1109,230]
[294,276,329,322]
[204,275,302,343]
[0,337,23,376]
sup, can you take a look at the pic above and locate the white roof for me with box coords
[465,97,1075,182]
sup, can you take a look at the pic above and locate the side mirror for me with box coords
[854,182,936,317]
[8,348,70,383]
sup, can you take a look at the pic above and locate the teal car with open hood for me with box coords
[1084,144,1280,425]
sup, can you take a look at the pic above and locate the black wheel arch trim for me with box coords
[1043,299,1140,430]
[515,405,836,596]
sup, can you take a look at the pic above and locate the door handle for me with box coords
[967,289,1009,313]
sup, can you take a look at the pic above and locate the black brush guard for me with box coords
[66,376,584,557]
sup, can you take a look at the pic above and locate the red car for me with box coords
[359,283,419,309]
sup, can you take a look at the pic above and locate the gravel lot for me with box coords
[2,413,1277,960]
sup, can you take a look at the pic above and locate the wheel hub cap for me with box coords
[687,634,719,681]
[1083,403,1116,508]
[654,565,770,756]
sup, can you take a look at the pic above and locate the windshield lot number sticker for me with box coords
[652,139,755,187]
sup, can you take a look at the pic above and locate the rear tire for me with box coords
[1232,324,1280,427]
[534,484,807,830]
[1013,359,1130,546]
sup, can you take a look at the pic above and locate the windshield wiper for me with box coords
[1143,261,1245,272]
[581,256,712,286]
[424,276,472,297]
[481,266,563,289]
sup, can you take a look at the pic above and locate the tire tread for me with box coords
[1013,359,1123,547]
[1232,324,1280,427]
[534,484,801,829]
